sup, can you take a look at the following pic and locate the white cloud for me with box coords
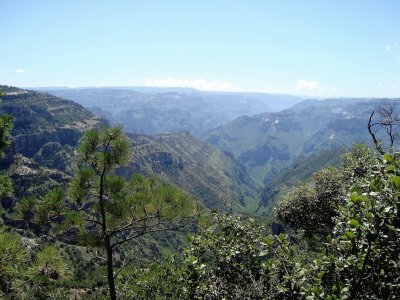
[15,69,26,74]
[381,41,398,51]
[144,76,239,91]
[96,81,106,87]
[296,79,320,91]
[384,45,393,51]
[378,82,400,90]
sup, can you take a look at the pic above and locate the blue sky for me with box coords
[1,0,399,97]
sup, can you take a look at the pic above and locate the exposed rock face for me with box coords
[148,151,184,172]
[13,128,81,157]
[15,165,37,176]
[8,154,70,198]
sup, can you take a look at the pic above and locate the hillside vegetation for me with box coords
[121,132,260,212]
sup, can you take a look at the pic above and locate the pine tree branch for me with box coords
[111,223,186,250]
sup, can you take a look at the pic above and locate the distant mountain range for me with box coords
[36,87,304,135]
[203,98,400,184]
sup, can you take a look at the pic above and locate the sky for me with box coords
[0,0,399,97]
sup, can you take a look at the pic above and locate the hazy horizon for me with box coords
[11,85,396,100]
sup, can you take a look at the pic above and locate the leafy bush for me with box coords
[275,166,344,236]
[275,144,377,238]
[126,146,400,300]
[304,152,400,299]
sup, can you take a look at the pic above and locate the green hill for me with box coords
[119,132,261,213]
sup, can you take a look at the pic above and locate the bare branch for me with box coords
[369,102,400,151]
[368,111,385,155]
[113,256,137,279]
[108,214,160,236]
[110,221,190,250]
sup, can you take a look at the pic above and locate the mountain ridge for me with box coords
[203,98,400,184]
[37,88,305,136]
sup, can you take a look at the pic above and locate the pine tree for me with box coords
[64,126,196,299]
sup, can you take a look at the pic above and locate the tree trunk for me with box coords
[99,165,117,299]
[105,235,117,300]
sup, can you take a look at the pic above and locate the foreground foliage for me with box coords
[126,146,400,299]
[306,151,400,299]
